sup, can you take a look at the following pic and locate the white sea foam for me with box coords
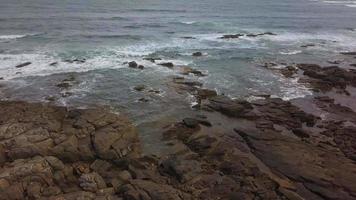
[279,50,302,55]
[180,21,196,25]
[0,34,27,40]
[0,53,127,80]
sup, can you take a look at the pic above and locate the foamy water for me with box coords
[0,0,356,123]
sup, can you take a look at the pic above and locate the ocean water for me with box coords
[1,0,356,138]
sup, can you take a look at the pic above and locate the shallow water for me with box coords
[1,0,356,152]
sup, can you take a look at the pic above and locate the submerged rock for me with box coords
[133,85,145,91]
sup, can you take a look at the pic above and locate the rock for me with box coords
[182,118,200,128]
[300,44,316,48]
[56,82,71,89]
[181,36,196,39]
[173,78,203,87]
[79,172,107,192]
[340,51,356,56]
[239,128,356,199]
[179,66,205,77]
[159,156,202,183]
[196,88,217,100]
[143,57,161,63]
[219,34,244,39]
[350,64,356,67]
[65,58,86,64]
[138,65,144,69]
[0,77,3,80]
[206,95,253,118]
[128,61,138,68]
[120,179,192,200]
[247,32,276,37]
[45,96,56,101]
[49,62,58,66]
[137,97,149,102]
[296,64,356,92]
[280,66,297,78]
[192,52,203,56]
[15,62,31,68]
[158,62,174,68]
[133,85,145,91]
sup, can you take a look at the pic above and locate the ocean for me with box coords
[1,0,356,151]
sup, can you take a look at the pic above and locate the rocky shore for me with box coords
[1,51,356,199]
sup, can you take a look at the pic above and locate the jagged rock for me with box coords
[128,61,138,68]
[192,52,203,56]
[205,95,253,118]
[159,156,202,183]
[120,179,192,200]
[79,172,107,192]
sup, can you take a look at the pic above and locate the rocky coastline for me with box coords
[1,51,356,199]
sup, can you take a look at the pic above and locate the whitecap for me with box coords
[0,34,27,40]
[180,21,196,25]
[279,50,302,55]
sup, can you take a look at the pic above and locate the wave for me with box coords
[279,50,302,55]
[80,34,141,40]
[0,34,28,40]
[180,21,196,25]
[131,9,186,13]
[0,33,43,40]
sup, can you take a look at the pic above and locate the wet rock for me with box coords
[133,85,145,92]
[206,95,253,118]
[300,43,316,48]
[15,62,31,68]
[247,32,277,37]
[65,58,86,64]
[56,82,71,89]
[340,51,356,56]
[182,118,199,128]
[192,52,203,56]
[158,62,174,68]
[179,66,205,77]
[296,64,356,92]
[181,36,196,39]
[128,61,138,68]
[138,65,144,69]
[219,33,244,39]
[137,97,149,102]
[49,62,58,66]
[173,78,203,87]
[159,156,202,183]
[0,77,3,80]
[143,57,161,63]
